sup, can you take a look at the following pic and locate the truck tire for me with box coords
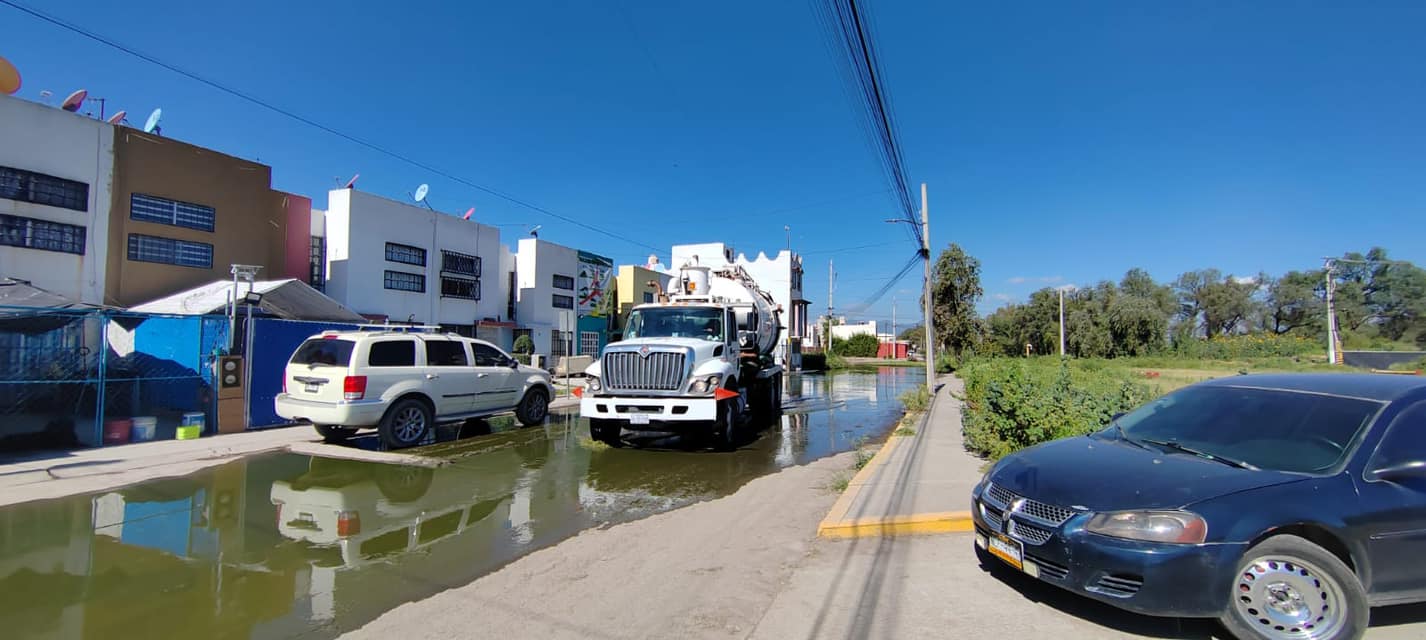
[314,425,357,442]
[590,418,623,447]
[378,398,432,449]
[714,398,739,451]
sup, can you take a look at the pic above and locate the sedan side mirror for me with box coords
[1370,461,1426,482]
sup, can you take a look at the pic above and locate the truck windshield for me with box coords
[625,307,723,341]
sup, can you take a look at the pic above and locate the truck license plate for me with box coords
[628,413,650,425]
[988,532,1024,570]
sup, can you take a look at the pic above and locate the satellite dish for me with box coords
[61,89,87,112]
[343,173,359,189]
[106,110,127,125]
[462,207,475,221]
[529,225,542,238]
[413,184,429,202]
[143,108,162,133]
[0,56,19,95]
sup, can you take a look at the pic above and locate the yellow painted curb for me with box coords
[821,434,907,526]
[818,511,975,539]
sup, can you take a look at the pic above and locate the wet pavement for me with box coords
[0,367,922,639]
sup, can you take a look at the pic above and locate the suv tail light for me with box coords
[343,376,367,401]
[336,510,361,537]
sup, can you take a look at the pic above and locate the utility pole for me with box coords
[1058,288,1066,357]
[891,297,896,360]
[921,183,935,384]
[827,259,834,354]
[1324,258,1337,365]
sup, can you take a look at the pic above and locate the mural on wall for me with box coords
[577,251,614,318]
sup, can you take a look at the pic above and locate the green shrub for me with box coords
[1389,356,1426,372]
[899,384,930,412]
[832,333,881,357]
[935,352,959,373]
[513,335,535,355]
[826,351,849,369]
[514,354,532,365]
[960,358,1158,460]
[1171,333,1315,359]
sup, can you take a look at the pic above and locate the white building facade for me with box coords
[514,237,598,359]
[668,242,809,369]
[323,188,514,348]
[0,95,115,305]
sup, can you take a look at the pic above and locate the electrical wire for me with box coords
[845,251,922,313]
[0,0,666,252]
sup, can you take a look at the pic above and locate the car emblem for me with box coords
[1002,497,1026,525]
[638,345,651,358]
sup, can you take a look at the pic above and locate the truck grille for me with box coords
[603,351,686,392]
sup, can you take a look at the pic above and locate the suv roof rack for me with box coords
[352,324,445,333]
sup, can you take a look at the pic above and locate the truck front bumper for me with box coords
[580,395,718,423]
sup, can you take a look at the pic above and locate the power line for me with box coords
[799,240,903,255]
[0,0,665,253]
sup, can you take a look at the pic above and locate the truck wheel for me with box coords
[314,425,357,442]
[590,418,623,448]
[515,388,549,426]
[378,398,432,449]
[714,399,739,451]
[772,373,784,416]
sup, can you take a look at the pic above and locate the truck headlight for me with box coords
[1085,510,1207,544]
[689,374,722,395]
[586,377,601,393]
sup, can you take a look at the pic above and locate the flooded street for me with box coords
[0,367,922,639]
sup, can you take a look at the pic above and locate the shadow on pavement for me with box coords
[1371,602,1426,629]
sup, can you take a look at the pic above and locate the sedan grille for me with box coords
[1090,573,1144,598]
[603,351,686,392]
[1008,521,1053,546]
[983,482,1079,527]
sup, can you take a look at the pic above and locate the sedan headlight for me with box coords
[689,374,722,395]
[1085,510,1207,544]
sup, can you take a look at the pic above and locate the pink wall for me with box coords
[281,193,313,282]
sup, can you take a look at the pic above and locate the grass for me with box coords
[828,473,851,493]
[854,447,876,470]
[893,426,917,436]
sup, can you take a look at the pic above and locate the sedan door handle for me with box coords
[426,373,440,380]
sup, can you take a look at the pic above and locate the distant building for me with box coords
[513,238,612,359]
[668,242,809,369]
[323,188,515,348]
[0,94,115,306]
[832,320,877,340]
[613,263,671,336]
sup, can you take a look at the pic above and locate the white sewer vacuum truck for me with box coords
[577,258,784,449]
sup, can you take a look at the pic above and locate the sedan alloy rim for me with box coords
[1232,554,1345,640]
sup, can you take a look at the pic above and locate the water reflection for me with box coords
[0,367,921,639]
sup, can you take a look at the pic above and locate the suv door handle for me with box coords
[426,373,440,380]
[477,373,489,378]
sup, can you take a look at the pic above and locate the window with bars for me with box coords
[0,166,88,212]
[441,250,480,276]
[552,274,574,290]
[127,234,213,268]
[551,330,570,358]
[440,276,480,300]
[384,270,425,293]
[309,236,326,292]
[385,242,426,266]
[129,193,216,232]
[0,215,86,255]
[552,294,574,309]
[580,331,600,356]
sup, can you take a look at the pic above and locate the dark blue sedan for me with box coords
[971,373,1426,640]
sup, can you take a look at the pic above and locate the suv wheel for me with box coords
[314,425,357,442]
[1219,534,1366,640]
[379,398,432,449]
[515,388,549,426]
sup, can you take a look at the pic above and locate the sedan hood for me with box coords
[989,435,1304,511]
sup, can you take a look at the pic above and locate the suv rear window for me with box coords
[291,339,355,367]
[368,340,416,367]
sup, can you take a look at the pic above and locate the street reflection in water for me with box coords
[0,367,921,639]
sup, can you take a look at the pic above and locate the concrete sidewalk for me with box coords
[817,374,985,537]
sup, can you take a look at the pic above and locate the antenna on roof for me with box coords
[106,110,128,125]
[38,90,53,104]
[0,56,20,96]
[343,173,359,189]
[462,207,475,221]
[529,224,542,238]
[60,89,87,112]
[412,183,434,211]
[143,108,162,134]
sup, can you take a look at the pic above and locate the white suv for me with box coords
[274,328,555,448]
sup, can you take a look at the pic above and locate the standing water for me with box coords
[0,367,922,639]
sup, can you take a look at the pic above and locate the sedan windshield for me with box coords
[1114,385,1383,474]
[625,307,723,341]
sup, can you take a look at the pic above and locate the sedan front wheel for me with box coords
[1219,534,1367,640]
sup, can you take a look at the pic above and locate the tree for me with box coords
[513,335,534,355]
[1107,296,1166,356]
[1200,276,1258,336]
[1264,270,1324,335]
[1173,269,1221,335]
[930,243,984,358]
[898,325,925,352]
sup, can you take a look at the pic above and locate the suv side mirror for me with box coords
[1370,461,1426,482]
[507,356,520,369]
[738,331,757,350]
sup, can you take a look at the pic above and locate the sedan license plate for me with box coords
[988,532,1024,571]
[628,413,651,425]
[304,382,321,393]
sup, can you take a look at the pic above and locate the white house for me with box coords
[668,242,809,369]
[0,94,114,306]
[513,238,613,359]
[832,320,877,341]
[323,188,514,348]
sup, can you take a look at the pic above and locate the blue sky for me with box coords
[5,1,1423,322]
